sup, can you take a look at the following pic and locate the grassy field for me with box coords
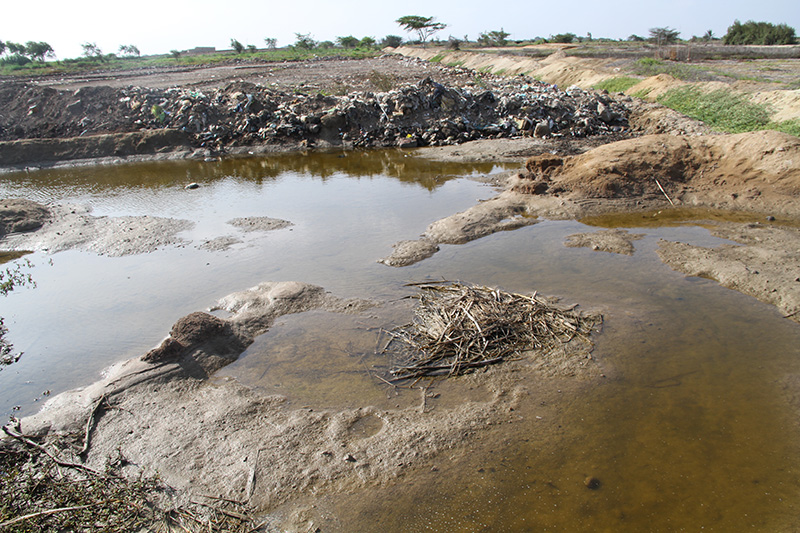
[0,47,380,77]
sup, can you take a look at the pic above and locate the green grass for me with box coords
[766,118,800,137]
[656,86,772,133]
[593,76,641,93]
[0,47,380,77]
[632,57,715,82]
[429,54,445,63]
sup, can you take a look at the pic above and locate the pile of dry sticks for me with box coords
[386,282,598,382]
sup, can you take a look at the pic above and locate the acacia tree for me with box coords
[649,27,680,45]
[396,15,446,46]
[81,42,103,59]
[264,38,277,49]
[478,29,510,47]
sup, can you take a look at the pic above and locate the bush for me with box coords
[0,53,30,66]
[381,35,403,48]
[723,20,797,45]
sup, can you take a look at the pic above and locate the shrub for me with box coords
[381,35,403,48]
[723,20,797,45]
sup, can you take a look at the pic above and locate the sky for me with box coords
[2,0,798,60]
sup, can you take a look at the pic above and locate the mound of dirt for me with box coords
[0,199,51,237]
[514,130,800,215]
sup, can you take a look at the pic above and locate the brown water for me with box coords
[2,151,800,530]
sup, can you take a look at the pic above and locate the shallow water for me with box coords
[2,150,800,530]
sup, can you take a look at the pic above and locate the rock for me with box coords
[397,137,418,149]
[185,183,200,190]
[584,476,601,490]
[533,121,550,138]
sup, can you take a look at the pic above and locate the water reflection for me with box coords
[1,149,506,197]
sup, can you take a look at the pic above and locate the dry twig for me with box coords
[386,282,598,381]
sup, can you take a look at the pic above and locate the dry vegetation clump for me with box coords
[387,282,600,381]
[1,420,266,532]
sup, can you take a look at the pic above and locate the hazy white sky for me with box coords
[2,0,798,59]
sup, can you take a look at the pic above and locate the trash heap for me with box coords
[1,75,629,150]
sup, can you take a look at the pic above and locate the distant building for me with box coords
[184,47,216,56]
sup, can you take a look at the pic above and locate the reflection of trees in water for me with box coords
[3,151,502,194]
[0,254,35,369]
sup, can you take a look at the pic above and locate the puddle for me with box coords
[2,151,800,529]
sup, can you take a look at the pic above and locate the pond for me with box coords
[2,149,799,531]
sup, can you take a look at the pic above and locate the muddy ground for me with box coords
[2,49,800,531]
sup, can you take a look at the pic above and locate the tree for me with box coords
[6,42,26,55]
[478,29,510,47]
[628,34,645,42]
[551,33,577,44]
[230,39,244,54]
[396,15,447,46]
[359,36,377,48]
[337,35,360,48]
[81,42,104,60]
[723,20,797,45]
[649,27,680,45]
[381,35,403,48]
[118,44,140,57]
[170,50,181,59]
[0,41,5,55]
[23,41,54,61]
[293,33,317,50]
[264,38,277,49]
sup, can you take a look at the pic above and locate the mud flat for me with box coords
[9,279,597,530]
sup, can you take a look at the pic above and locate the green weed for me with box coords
[766,118,800,137]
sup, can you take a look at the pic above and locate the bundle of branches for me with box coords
[387,282,599,381]
[1,420,265,532]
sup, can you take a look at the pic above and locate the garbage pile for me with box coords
[1,76,630,150]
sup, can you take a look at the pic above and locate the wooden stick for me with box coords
[655,178,675,206]
[0,503,99,528]
[2,425,107,478]
[79,394,107,458]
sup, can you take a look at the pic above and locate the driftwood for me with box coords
[386,282,598,381]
